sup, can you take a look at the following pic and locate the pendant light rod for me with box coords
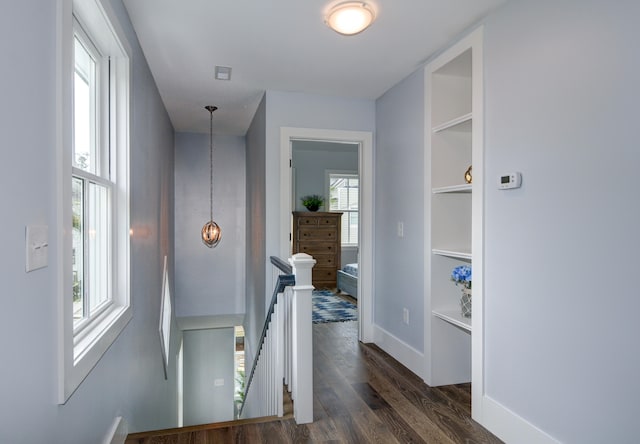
[206,105,217,221]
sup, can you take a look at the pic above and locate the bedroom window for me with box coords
[328,172,359,246]
[58,0,131,403]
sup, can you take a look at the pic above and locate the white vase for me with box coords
[460,288,472,318]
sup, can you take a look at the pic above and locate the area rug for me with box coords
[312,290,357,324]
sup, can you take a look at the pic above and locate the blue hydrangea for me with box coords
[451,265,472,289]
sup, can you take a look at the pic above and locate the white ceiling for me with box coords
[123,0,506,135]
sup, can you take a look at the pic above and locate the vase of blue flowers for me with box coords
[451,265,472,318]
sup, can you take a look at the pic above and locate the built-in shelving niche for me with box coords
[426,37,481,388]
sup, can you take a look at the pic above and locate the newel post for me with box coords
[289,252,315,424]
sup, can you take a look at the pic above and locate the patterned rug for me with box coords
[312,290,357,323]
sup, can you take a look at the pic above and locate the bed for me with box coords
[336,263,358,298]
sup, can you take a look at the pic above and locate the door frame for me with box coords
[280,127,374,342]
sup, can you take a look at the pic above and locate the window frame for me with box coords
[57,0,131,404]
[326,170,359,247]
[72,18,114,334]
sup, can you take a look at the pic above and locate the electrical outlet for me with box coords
[402,308,409,325]
[397,222,404,238]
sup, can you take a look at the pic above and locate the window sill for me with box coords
[73,304,131,364]
[60,303,132,403]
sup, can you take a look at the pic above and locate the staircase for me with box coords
[239,253,315,423]
[127,253,316,442]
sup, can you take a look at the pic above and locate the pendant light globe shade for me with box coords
[202,220,222,248]
[325,2,376,35]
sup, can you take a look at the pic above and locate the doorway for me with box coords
[280,127,373,342]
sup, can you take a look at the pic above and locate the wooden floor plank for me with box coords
[373,406,428,444]
[349,409,401,444]
[367,371,455,444]
[360,341,502,443]
[280,418,311,443]
[351,382,391,410]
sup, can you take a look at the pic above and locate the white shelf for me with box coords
[432,249,471,260]
[432,113,472,133]
[432,184,472,194]
[432,308,472,332]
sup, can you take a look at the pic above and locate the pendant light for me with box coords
[201,105,222,248]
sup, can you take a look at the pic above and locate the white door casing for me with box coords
[280,127,374,342]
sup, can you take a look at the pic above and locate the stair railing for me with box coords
[238,253,315,424]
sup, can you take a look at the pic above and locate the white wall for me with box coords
[374,69,426,352]
[482,0,640,441]
[0,0,179,442]
[183,328,235,425]
[174,132,246,318]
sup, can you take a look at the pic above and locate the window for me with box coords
[72,21,112,331]
[58,0,131,403]
[328,172,359,245]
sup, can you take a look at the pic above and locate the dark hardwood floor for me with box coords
[126,321,502,443]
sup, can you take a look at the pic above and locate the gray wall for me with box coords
[183,328,235,425]
[292,141,358,212]
[264,91,375,298]
[245,94,267,362]
[0,0,179,442]
[482,0,640,441]
[375,0,640,441]
[374,69,426,351]
[244,91,374,359]
[174,132,246,318]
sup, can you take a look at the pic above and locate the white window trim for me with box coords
[325,169,359,247]
[56,0,131,404]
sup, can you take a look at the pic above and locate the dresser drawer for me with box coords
[297,216,319,226]
[298,227,338,241]
[297,215,339,227]
[311,254,337,267]
[296,242,337,255]
[313,267,336,283]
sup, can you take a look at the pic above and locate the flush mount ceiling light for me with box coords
[325,1,376,36]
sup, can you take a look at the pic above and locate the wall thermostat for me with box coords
[498,172,522,189]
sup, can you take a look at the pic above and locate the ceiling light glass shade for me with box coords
[202,220,222,248]
[326,2,376,35]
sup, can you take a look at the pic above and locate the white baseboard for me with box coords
[481,396,559,444]
[373,325,425,379]
[103,416,128,444]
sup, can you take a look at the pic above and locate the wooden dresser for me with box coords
[292,212,342,288]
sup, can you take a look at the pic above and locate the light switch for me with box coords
[214,378,224,387]
[26,225,48,272]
